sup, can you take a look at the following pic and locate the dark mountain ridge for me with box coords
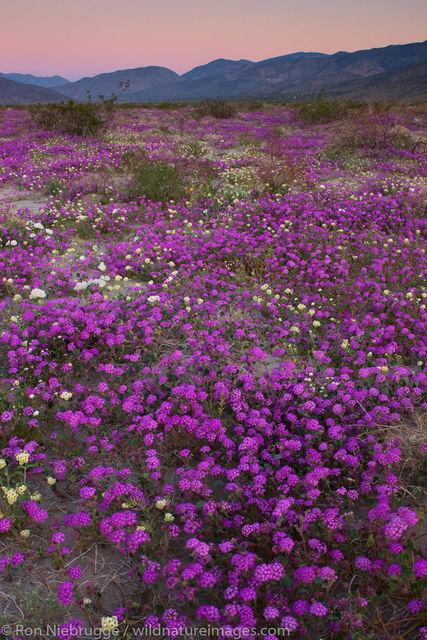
[1,40,426,104]
[0,73,70,88]
[0,77,67,105]
[55,66,180,101]
[119,40,427,102]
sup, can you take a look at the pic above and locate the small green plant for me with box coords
[185,140,205,157]
[45,177,62,196]
[30,100,105,137]
[8,583,68,627]
[129,160,187,203]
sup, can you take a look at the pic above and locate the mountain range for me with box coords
[0,77,68,105]
[1,40,426,105]
[0,72,70,88]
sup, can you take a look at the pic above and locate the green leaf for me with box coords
[366,533,375,548]
[282,575,293,588]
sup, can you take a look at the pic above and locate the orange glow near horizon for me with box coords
[1,0,426,80]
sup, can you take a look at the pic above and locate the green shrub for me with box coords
[129,160,186,203]
[185,140,205,157]
[45,177,63,196]
[297,96,347,124]
[196,101,236,119]
[30,100,105,137]
[245,100,264,112]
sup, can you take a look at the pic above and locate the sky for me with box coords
[1,0,426,80]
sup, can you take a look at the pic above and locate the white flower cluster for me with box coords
[25,220,53,238]
[29,288,46,299]
[74,275,111,291]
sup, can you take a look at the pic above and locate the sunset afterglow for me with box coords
[1,0,426,79]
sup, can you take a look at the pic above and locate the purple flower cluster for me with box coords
[0,105,425,636]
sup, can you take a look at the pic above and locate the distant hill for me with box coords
[0,73,70,88]
[182,58,254,81]
[0,77,67,105]
[232,40,427,98]
[56,66,180,101]
[324,60,427,101]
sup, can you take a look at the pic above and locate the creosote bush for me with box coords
[245,100,264,112]
[196,100,237,119]
[297,96,349,124]
[30,100,105,137]
[258,155,307,194]
[324,117,416,159]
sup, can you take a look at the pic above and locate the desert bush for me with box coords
[297,96,348,124]
[246,100,264,112]
[370,100,393,115]
[30,100,105,137]
[129,159,187,203]
[237,100,264,112]
[324,117,414,158]
[367,123,413,150]
[264,125,287,157]
[120,147,146,170]
[155,101,188,110]
[0,104,27,110]
[238,132,263,147]
[258,154,306,193]
[378,412,427,485]
[184,140,205,157]
[196,100,236,119]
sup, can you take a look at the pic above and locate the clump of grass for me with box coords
[380,412,427,485]
[30,100,105,137]
[129,159,187,203]
[45,177,63,196]
[6,583,69,627]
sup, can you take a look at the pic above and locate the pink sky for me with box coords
[1,0,426,80]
